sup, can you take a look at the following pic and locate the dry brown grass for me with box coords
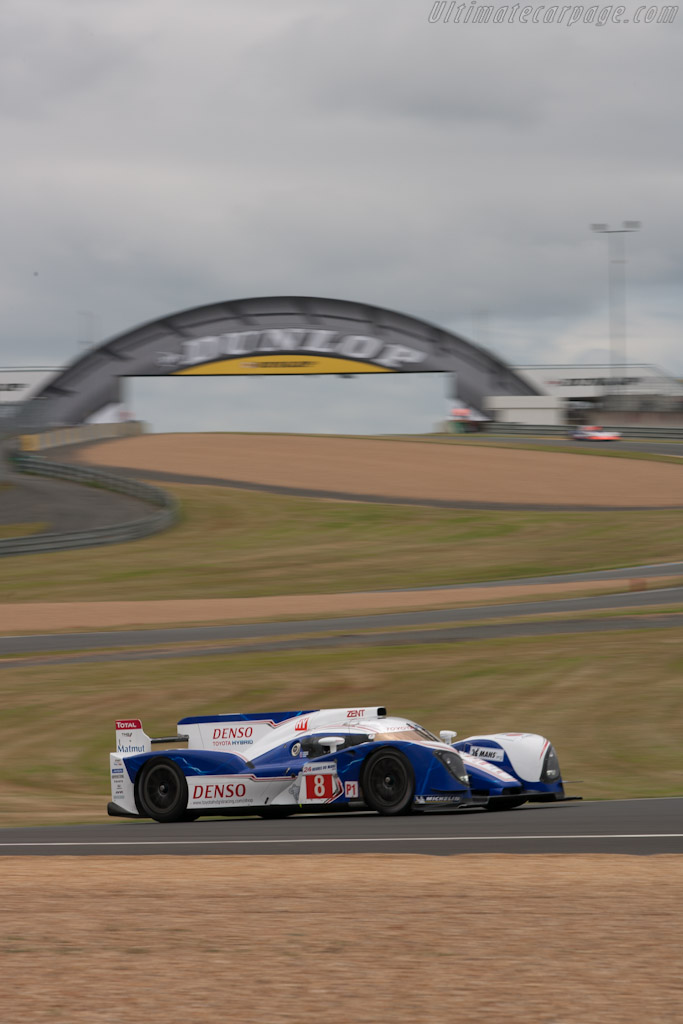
[2,481,683,603]
[0,521,46,539]
[2,855,683,1023]
[2,629,682,826]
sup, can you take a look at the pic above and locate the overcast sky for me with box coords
[2,0,681,432]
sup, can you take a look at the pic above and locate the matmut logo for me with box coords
[294,718,310,732]
[116,720,142,730]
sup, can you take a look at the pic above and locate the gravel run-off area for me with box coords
[3,855,683,1024]
[79,433,683,507]
[0,575,673,631]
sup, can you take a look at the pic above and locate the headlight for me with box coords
[541,744,561,782]
[434,749,469,786]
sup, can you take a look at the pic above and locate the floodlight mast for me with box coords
[590,221,641,404]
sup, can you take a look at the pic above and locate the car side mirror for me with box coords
[439,730,457,744]
[319,735,345,753]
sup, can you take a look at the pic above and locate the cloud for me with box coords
[0,0,681,434]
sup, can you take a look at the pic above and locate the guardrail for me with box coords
[0,454,178,557]
[485,423,683,440]
[16,419,144,452]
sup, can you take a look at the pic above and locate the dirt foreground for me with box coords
[2,855,682,1023]
[80,432,683,507]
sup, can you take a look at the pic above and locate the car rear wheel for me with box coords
[361,750,414,816]
[135,757,188,823]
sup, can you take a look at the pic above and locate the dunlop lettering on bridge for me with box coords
[28,296,540,423]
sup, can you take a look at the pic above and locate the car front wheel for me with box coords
[361,749,414,816]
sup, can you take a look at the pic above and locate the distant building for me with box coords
[485,364,683,426]
[0,368,60,404]
[0,368,62,431]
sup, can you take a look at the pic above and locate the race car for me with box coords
[570,424,621,441]
[108,707,574,821]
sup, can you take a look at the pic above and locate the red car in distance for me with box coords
[571,424,621,441]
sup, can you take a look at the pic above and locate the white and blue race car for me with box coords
[108,706,574,822]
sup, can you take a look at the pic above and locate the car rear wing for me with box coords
[114,719,188,755]
[115,707,389,756]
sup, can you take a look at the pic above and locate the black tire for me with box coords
[361,749,415,816]
[258,806,295,819]
[485,797,527,812]
[135,757,189,823]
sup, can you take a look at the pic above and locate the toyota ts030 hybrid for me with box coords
[108,707,574,822]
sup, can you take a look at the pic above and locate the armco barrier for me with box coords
[17,419,144,452]
[0,454,178,557]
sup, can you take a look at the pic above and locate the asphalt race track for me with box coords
[2,584,681,666]
[450,435,683,458]
[1,798,682,856]
[3,614,682,669]
[0,469,153,535]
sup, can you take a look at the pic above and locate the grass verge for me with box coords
[0,522,46,539]
[1,483,682,601]
[2,627,681,825]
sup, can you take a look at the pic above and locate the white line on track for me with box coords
[2,833,683,847]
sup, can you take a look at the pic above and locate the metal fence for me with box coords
[0,455,178,557]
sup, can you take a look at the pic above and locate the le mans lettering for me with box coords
[157,329,427,370]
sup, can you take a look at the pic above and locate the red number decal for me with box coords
[305,773,334,800]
